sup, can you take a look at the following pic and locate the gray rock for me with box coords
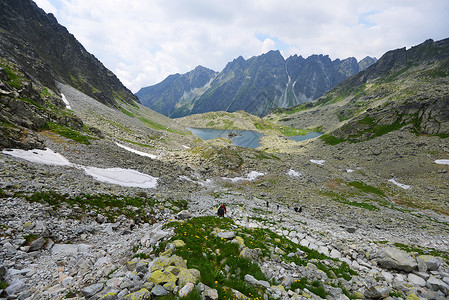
[151,284,168,296]
[416,255,442,272]
[215,231,235,239]
[177,210,193,220]
[178,282,195,297]
[202,288,219,300]
[124,288,150,299]
[408,273,426,286]
[0,265,6,280]
[5,279,26,296]
[426,276,449,295]
[81,283,104,298]
[375,247,417,272]
[364,285,390,299]
[28,237,45,252]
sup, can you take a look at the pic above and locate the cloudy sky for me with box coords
[35,0,449,92]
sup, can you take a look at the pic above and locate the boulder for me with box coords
[177,210,193,219]
[364,285,390,299]
[173,239,186,247]
[151,284,168,296]
[124,288,151,300]
[28,237,46,252]
[147,270,178,285]
[202,288,219,300]
[178,268,200,287]
[81,283,104,298]
[215,231,235,239]
[426,276,449,295]
[375,247,417,272]
[408,274,426,286]
[179,282,195,297]
[416,255,442,272]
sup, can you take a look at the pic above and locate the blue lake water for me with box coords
[187,127,323,148]
[288,131,323,142]
[187,127,264,148]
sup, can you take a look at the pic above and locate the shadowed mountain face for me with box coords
[0,0,138,107]
[0,0,144,149]
[136,51,376,118]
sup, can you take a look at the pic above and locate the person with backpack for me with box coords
[217,204,227,217]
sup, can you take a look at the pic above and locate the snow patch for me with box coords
[310,159,325,165]
[388,178,411,190]
[61,93,71,109]
[179,176,214,187]
[288,169,302,177]
[435,159,449,165]
[222,171,265,182]
[82,166,158,188]
[3,147,158,188]
[2,148,72,166]
[115,142,159,159]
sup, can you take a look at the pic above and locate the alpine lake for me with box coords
[187,127,323,148]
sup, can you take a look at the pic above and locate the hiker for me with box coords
[217,204,227,217]
[266,201,269,207]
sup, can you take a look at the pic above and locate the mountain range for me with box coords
[1,1,449,300]
[136,52,376,117]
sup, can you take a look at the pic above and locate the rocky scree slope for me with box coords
[137,51,376,118]
[1,165,449,299]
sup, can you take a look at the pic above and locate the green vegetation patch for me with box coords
[25,191,161,223]
[348,181,385,197]
[158,216,357,299]
[0,280,9,290]
[254,121,308,136]
[320,134,346,145]
[44,122,92,145]
[320,190,380,212]
[138,117,187,135]
[120,107,135,118]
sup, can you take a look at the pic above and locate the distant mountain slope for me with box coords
[136,66,217,117]
[0,0,138,107]
[136,51,376,117]
[272,38,449,142]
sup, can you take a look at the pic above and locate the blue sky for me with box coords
[35,0,449,92]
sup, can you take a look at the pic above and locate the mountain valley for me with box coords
[0,1,448,299]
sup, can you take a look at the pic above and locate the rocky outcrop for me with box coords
[0,0,138,107]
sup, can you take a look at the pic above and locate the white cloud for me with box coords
[39,0,449,93]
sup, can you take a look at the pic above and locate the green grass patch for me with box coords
[23,233,40,245]
[120,107,135,118]
[44,122,91,145]
[138,117,187,135]
[0,280,9,290]
[348,181,385,197]
[2,64,23,89]
[320,190,380,211]
[25,191,161,223]
[320,134,346,145]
